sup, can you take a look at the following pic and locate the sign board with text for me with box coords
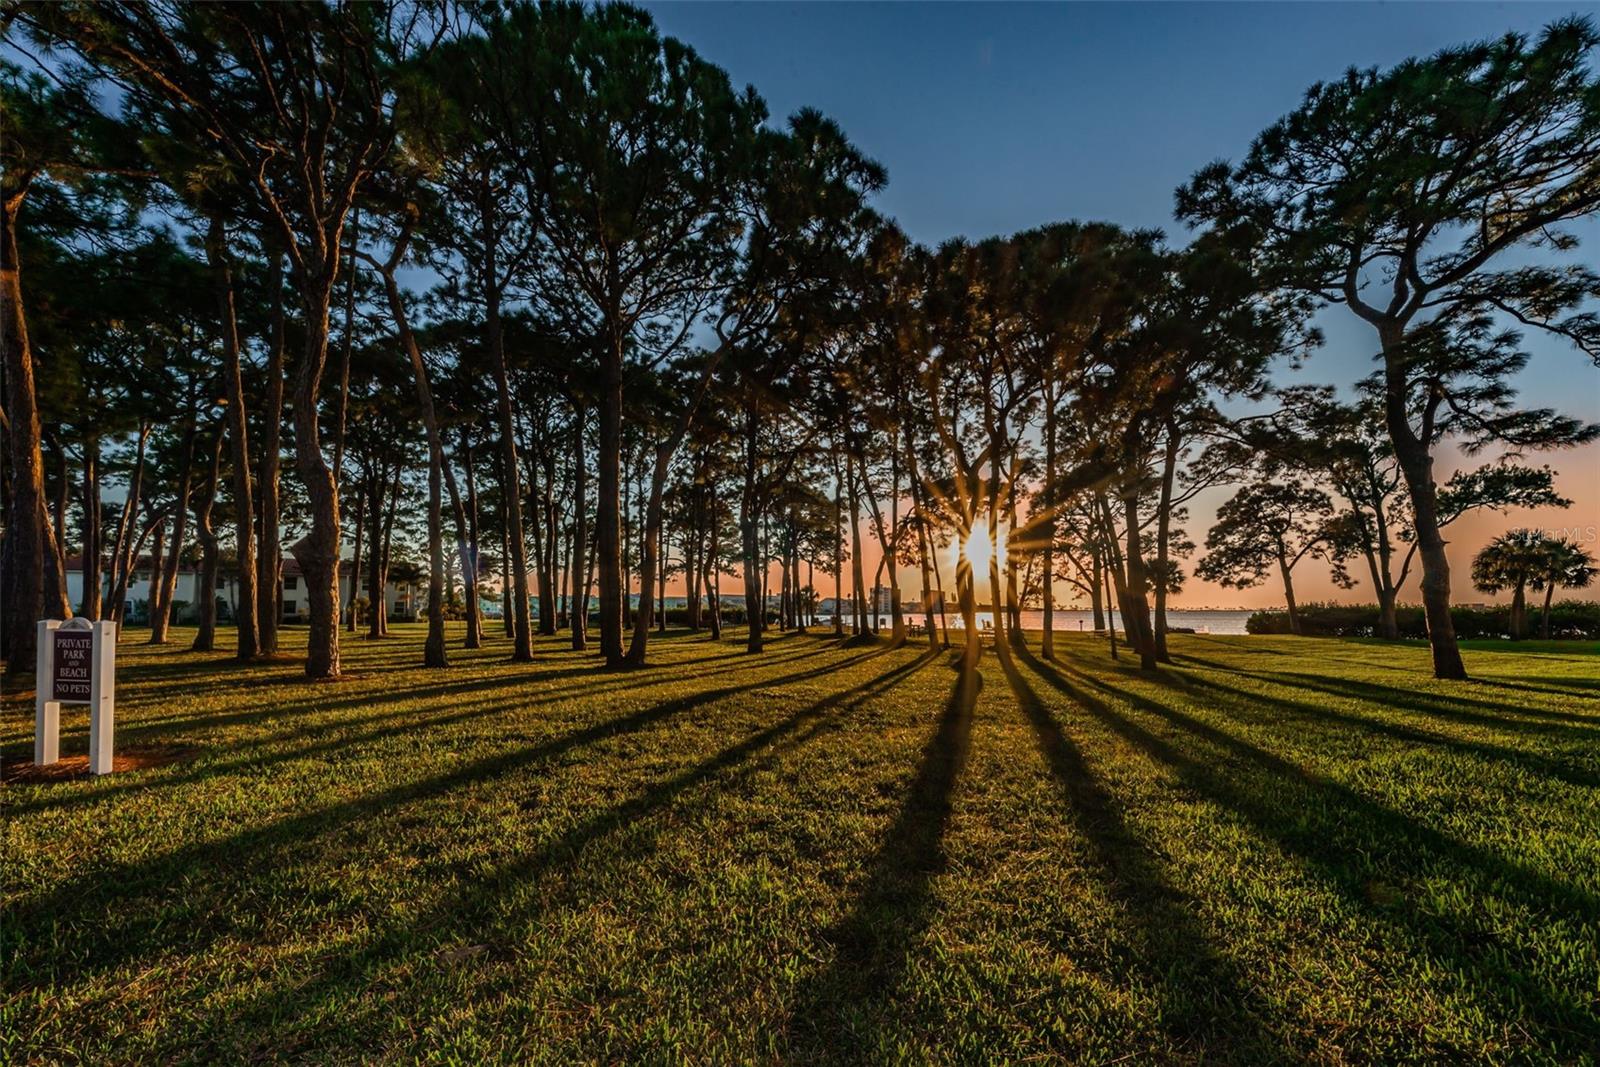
[52,627,94,703]
[34,618,117,775]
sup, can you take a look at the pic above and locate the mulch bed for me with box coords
[2,745,200,785]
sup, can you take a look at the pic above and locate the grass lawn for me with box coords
[3,624,1597,1064]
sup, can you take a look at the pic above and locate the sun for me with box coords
[964,521,992,572]
[956,520,1007,573]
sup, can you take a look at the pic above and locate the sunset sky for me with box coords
[642,1,1600,609]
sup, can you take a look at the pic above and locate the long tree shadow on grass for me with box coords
[98,638,529,686]
[12,683,612,819]
[110,635,773,709]
[123,639,826,733]
[782,656,978,1061]
[1181,634,1414,671]
[1176,672,1600,790]
[99,660,614,728]
[1030,654,1600,1059]
[2,648,887,989]
[1171,654,1600,733]
[1482,675,1600,697]
[1004,645,1291,1061]
[183,649,944,1058]
[1451,643,1597,660]
[9,642,838,820]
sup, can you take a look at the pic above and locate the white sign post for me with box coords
[34,618,117,775]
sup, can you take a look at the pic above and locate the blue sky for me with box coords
[642,1,1596,408]
[641,1,1600,605]
[641,3,1587,237]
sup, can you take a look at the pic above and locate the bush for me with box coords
[1245,600,1600,640]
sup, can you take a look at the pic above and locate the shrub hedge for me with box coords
[1245,600,1600,640]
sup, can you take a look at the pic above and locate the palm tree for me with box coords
[1530,537,1597,640]
[1471,530,1547,640]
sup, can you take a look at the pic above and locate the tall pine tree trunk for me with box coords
[501,505,515,638]
[687,480,702,631]
[832,445,844,638]
[347,489,364,633]
[1278,550,1302,636]
[287,280,342,680]
[192,428,222,652]
[888,441,904,643]
[483,224,532,659]
[955,527,978,664]
[1090,541,1105,632]
[373,240,472,661]
[1098,495,1126,661]
[146,518,165,628]
[1369,495,1401,640]
[150,410,197,643]
[205,215,259,661]
[988,513,1006,652]
[441,448,481,649]
[521,438,544,635]
[464,438,484,644]
[928,516,950,650]
[847,453,867,636]
[705,509,722,640]
[541,451,560,635]
[50,433,68,585]
[1041,403,1057,659]
[906,437,939,649]
[81,432,101,619]
[571,404,589,651]
[1121,492,1158,671]
[257,248,285,656]
[740,407,764,653]
[106,424,148,620]
[424,440,448,668]
[367,466,393,640]
[596,323,625,666]
[658,527,668,635]
[1152,421,1180,663]
[1381,324,1466,679]
[626,442,673,664]
[1005,485,1021,635]
[2,186,71,672]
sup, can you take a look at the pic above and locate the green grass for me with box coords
[3,624,1597,1064]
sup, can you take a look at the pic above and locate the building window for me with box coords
[283,600,297,616]
[284,576,299,590]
